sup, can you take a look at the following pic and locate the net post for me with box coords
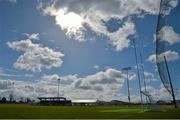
[164,56,177,108]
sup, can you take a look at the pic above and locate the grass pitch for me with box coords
[0,104,180,119]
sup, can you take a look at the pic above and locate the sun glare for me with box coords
[55,10,83,33]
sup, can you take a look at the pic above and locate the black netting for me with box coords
[156,0,180,96]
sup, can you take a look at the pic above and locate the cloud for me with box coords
[77,68,125,86]
[42,74,60,81]
[41,74,78,85]
[23,33,40,41]
[147,50,179,63]
[71,68,137,93]
[0,73,21,77]
[25,74,34,78]
[157,26,180,45]
[144,71,158,83]
[7,33,64,72]
[88,68,125,84]
[147,54,157,63]
[0,80,14,90]
[7,0,16,3]
[0,68,21,77]
[153,34,156,42]
[142,84,172,101]
[0,80,40,99]
[41,68,128,91]
[160,0,179,15]
[0,68,134,101]
[41,68,128,92]
[38,0,163,18]
[0,79,171,102]
[37,0,178,52]
[107,20,136,51]
[0,69,173,102]
[93,65,99,70]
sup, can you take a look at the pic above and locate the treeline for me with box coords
[0,95,34,104]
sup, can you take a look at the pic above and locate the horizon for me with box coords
[0,0,180,102]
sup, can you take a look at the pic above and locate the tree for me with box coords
[26,98,31,103]
[1,97,7,103]
[19,97,24,103]
[9,94,14,102]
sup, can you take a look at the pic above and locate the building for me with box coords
[38,97,71,106]
[72,99,97,106]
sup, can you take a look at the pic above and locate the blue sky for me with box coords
[0,0,180,101]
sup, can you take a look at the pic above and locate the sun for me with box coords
[55,9,83,34]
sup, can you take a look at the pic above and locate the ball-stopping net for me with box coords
[156,0,180,100]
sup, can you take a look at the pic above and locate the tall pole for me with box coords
[132,39,143,105]
[127,70,130,104]
[140,53,148,103]
[164,56,177,108]
[57,78,60,97]
[10,82,15,102]
[122,67,132,104]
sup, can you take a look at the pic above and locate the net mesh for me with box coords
[156,0,180,97]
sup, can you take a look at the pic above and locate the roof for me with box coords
[72,99,97,103]
[38,97,67,100]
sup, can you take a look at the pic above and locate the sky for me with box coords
[0,0,180,102]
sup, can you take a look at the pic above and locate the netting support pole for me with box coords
[122,67,132,104]
[57,78,61,97]
[127,70,131,104]
[140,53,148,104]
[164,56,177,108]
[132,39,143,106]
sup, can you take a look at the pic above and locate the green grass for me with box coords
[0,104,180,119]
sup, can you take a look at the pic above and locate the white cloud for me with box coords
[0,80,14,90]
[0,68,21,77]
[41,74,77,84]
[93,65,99,70]
[42,74,60,81]
[158,26,180,45]
[54,10,85,42]
[23,33,40,40]
[107,20,136,51]
[0,69,174,102]
[153,34,156,42]
[7,34,64,72]
[0,78,172,102]
[142,84,172,101]
[7,0,16,3]
[160,0,179,15]
[147,50,179,63]
[25,74,34,78]
[69,68,136,97]
[169,0,179,7]
[37,0,178,52]
[0,73,21,77]
[41,68,128,92]
[0,68,134,101]
[80,68,125,85]
[147,54,156,63]
[144,71,158,83]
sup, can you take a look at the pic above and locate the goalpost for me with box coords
[141,91,163,111]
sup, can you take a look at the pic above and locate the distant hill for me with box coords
[96,100,129,105]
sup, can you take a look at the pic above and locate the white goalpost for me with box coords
[141,91,163,112]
